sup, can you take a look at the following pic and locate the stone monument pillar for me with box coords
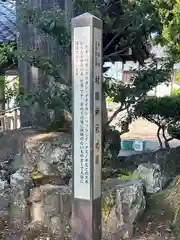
[72,12,103,240]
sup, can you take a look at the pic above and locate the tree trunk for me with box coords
[157,126,163,148]
[162,126,170,148]
[17,0,108,131]
[16,0,73,128]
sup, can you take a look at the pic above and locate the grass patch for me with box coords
[118,172,139,181]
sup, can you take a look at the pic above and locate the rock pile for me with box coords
[102,179,146,239]
[0,127,179,239]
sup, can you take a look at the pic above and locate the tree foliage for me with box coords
[145,0,180,146]
[105,60,172,128]
[171,88,180,97]
[0,42,17,70]
[17,0,163,73]
[152,0,180,62]
[0,0,173,133]
[168,123,180,140]
[135,95,180,148]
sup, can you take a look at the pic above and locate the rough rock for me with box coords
[0,178,10,230]
[22,132,72,180]
[26,184,71,239]
[10,169,32,229]
[26,179,146,239]
[0,128,72,178]
[124,146,180,178]
[102,178,146,239]
[134,163,169,194]
[0,127,42,164]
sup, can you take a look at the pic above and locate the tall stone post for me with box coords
[72,13,103,239]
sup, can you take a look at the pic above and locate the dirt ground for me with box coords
[133,191,176,240]
[132,175,180,240]
[122,119,180,149]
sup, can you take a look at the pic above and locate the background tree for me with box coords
[132,0,180,149]
[105,58,173,129]
[2,0,175,144]
[14,0,165,129]
[0,0,173,166]
[135,95,180,148]
[152,0,180,63]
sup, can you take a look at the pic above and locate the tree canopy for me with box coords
[152,0,180,62]
[12,0,162,73]
[0,42,16,73]
[105,60,172,125]
[135,95,180,147]
[12,0,174,130]
[0,0,175,136]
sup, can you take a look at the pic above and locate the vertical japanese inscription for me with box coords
[73,26,91,200]
[93,27,102,199]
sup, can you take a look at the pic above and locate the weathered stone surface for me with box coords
[27,184,71,239]
[11,153,25,173]
[0,178,10,208]
[10,178,146,239]
[23,132,72,180]
[0,127,42,164]
[10,169,32,229]
[23,221,49,240]
[0,128,72,178]
[102,179,146,239]
[134,163,169,194]
[124,146,180,177]
[0,179,10,230]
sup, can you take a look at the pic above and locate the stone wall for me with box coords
[0,128,73,239]
[123,146,180,177]
[0,128,180,238]
[5,179,146,239]
[0,128,147,239]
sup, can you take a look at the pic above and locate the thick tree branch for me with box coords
[167,137,173,142]
[104,47,129,59]
[162,126,171,148]
[105,93,146,127]
[106,104,123,126]
[157,125,163,148]
[146,116,163,148]
[103,33,120,52]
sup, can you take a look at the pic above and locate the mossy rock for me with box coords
[101,189,116,218]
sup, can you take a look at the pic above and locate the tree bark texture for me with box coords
[16,0,73,127]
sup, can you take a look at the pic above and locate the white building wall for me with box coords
[4,69,20,129]
[104,58,180,98]
[156,82,171,97]
[5,70,19,110]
